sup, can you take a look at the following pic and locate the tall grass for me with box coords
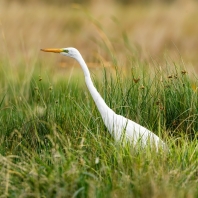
[0,1,198,197]
[0,50,197,197]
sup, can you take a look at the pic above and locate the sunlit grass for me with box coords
[0,51,197,197]
[0,1,198,197]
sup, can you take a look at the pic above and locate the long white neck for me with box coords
[75,54,114,121]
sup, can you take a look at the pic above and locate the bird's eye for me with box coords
[63,49,69,53]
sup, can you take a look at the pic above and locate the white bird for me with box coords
[41,47,166,149]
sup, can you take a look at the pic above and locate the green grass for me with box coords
[0,54,197,197]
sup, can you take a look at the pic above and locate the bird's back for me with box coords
[104,112,165,149]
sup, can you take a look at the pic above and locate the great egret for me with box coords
[41,47,166,149]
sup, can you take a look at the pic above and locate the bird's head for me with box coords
[41,47,79,59]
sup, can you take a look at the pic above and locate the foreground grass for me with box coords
[0,56,197,197]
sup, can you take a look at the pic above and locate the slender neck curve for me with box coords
[75,53,90,78]
[75,54,113,117]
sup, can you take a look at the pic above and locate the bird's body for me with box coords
[41,47,166,149]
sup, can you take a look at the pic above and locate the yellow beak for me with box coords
[40,48,63,53]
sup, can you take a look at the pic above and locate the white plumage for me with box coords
[41,47,166,149]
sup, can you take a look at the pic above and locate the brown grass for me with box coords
[0,0,198,72]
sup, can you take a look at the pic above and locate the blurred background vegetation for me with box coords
[5,0,183,5]
[0,0,198,73]
[5,0,179,5]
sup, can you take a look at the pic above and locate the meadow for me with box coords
[0,0,198,197]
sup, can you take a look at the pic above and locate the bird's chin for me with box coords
[60,52,68,57]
